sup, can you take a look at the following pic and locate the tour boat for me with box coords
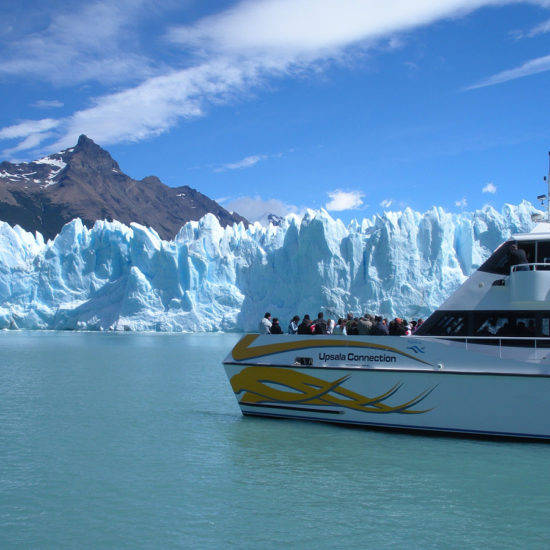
[223,176,550,439]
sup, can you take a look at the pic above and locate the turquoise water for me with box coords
[1,332,550,549]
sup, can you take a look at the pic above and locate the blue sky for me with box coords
[1,0,550,225]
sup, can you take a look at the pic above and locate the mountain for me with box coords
[0,135,247,240]
[0,202,537,332]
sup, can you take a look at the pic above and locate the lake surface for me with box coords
[1,331,550,549]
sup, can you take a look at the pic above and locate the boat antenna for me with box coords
[535,152,550,222]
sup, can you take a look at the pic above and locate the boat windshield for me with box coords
[415,309,550,341]
[477,240,550,275]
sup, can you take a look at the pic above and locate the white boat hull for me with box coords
[223,334,550,439]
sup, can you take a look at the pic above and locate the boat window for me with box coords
[418,310,543,339]
[520,241,536,265]
[540,318,550,347]
[516,317,536,336]
[473,312,510,336]
[478,241,535,275]
[473,312,536,337]
[537,241,550,264]
[474,314,503,336]
[416,311,467,336]
[478,242,513,275]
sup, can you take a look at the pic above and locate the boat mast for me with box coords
[536,152,550,222]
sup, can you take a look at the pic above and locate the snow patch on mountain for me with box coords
[0,202,538,331]
[35,154,66,187]
[35,155,66,169]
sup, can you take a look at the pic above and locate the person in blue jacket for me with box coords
[288,315,300,334]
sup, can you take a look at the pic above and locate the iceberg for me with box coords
[0,202,538,332]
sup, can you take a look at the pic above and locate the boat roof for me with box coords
[513,222,550,241]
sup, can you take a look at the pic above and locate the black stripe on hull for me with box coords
[239,402,343,414]
[240,409,550,441]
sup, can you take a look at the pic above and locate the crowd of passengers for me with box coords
[259,312,424,336]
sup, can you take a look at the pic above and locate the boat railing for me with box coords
[511,262,550,272]
[416,335,549,359]
[508,263,550,300]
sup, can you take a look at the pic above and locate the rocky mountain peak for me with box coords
[62,134,122,175]
[0,136,247,240]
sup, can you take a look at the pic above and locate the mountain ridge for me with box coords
[0,135,247,240]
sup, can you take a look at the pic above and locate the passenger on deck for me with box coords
[333,318,347,335]
[347,318,359,335]
[508,243,529,271]
[389,317,406,336]
[297,315,312,334]
[345,313,355,334]
[288,315,300,334]
[270,318,283,334]
[371,315,389,335]
[312,312,328,334]
[357,314,373,335]
[326,318,335,334]
[259,312,272,334]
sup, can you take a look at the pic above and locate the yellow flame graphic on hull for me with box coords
[231,367,434,414]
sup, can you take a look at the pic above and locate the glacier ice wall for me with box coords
[0,202,538,331]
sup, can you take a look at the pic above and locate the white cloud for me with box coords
[482,182,497,193]
[216,154,269,172]
[455,197,467,208]
[49,60,256,150]
[221,195,299,224]
[4,133,57,156]
[32,100,64,109]
[465,53,550,90]
[0,0,158,85]
[4,0,550,155]
[380,199,393,208]
[0,119,60,140]
[167,0,518,59]
[526,18,550,37]
[325,190,365,211]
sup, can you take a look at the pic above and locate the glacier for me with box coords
[0,202,538,332]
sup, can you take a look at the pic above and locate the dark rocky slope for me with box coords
[0,135,247,240]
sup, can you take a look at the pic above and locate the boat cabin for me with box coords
[416,226,550,347]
